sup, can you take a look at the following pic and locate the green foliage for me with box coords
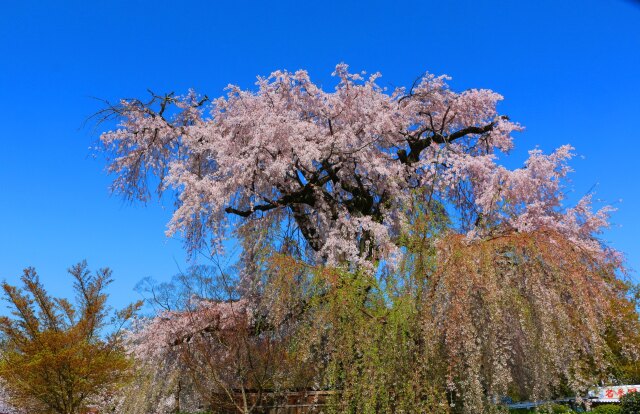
[269,259,448,413]
[276,200,453,413]
[620,391,640,414]
[508,404,577,414]
[266,191,640,414]
[590,404,622,414]
[305,269,448,413]
[538,404,576,413]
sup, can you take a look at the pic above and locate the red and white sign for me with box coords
[589,385,640,402]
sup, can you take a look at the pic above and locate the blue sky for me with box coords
[1,0,639,311]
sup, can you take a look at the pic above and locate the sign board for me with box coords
[588,385,640,402]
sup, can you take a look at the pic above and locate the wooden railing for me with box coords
[225,390,339,413]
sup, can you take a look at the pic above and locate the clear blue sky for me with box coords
[1,0,639,311]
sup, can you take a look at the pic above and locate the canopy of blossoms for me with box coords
[101,64,614,266]
[128,298,250,362]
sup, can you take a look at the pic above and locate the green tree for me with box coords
[620,391,640,414]
[0,261,141,414]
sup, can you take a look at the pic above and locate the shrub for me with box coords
[620,391,640,414]
[508,405,578,414]
[550,404,576,413]
[590,404,621,414]
[534,403,576,413]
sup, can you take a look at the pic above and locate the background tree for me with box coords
[123,265,304,414]
[0,261,141,414]
[0,381,21,414]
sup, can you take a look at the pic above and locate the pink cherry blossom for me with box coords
[100,64,613,265]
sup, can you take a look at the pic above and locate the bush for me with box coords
[590,404,621,414]
[620,391,640,414]
[508,404,576,413]
[533,404,576,413]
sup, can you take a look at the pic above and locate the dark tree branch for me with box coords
[398,117,505,165]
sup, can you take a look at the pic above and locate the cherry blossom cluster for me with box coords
[127,298,250,362]
[447,145,616,258]
[101,64,612,265]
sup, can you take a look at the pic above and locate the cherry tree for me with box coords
[126,297,296,414]
[99,64,614,266]
[96,63,637,413]
[0,383,21,414]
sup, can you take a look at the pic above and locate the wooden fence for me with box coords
[225,390,338,413]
